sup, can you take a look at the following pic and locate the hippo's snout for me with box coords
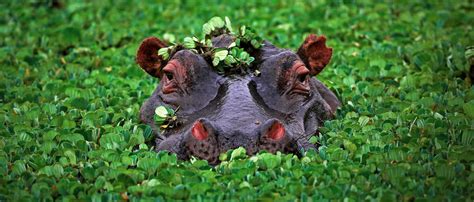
[173,118,300,165]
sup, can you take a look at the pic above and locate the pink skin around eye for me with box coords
[162,60,181,94]
[290,62,310,94]
[292,61,309,76]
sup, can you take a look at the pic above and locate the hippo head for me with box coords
[136,33,340,164]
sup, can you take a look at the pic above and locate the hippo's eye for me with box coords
[162,62,176,81]
[294,64,309,83]
[164,71,174,81]
[287,62,310,96]
[161,60,181,94]
[297,72,308,83]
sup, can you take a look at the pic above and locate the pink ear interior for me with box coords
[267,122,285,141]
[191,121,208,141]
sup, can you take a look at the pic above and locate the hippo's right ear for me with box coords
[136,37,168,78]
[296,34,332,76]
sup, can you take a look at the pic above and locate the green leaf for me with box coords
[214,50,228,61]
[12,160,26,175]
[183,37,196,49]
[225,16,233,33]
[155,106,169,118]
[158,47,170,60]
[343,140,357,153]
[250,39,261,48]
[240,25,246,36]
[239,51,249,61]
[166,107,175,116]
[128,133,145,147]
[463,100,474,118]
[137,157,160,174]
[259,153,281,169]
[461,129,474,146]
[309,136,318,144]
[205,39,213,47]
[224,55,236,65]
[209,17,225,29]
[212,57,220,67]
[246,57,255,65]
[163,33,176,43]
[230,147,247,160]
[202,23,214,35]
[69,97,88,110]
[64,150,77,165]
[358,116,370,126]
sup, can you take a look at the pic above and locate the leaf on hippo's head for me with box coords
[202,23,214,35]
[183,37,196,49]
[214,49,228,61]
[155,106,169,118]
[209,17,225,29]
[157,47,170,60]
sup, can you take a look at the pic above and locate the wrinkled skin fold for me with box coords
[136,34,340,164]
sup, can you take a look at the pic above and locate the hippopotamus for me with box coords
[136,33,340,164]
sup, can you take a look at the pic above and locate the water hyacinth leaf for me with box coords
[69,97,88,110]
[166,107,175,116]
[202,23,214,35]
[358,116,370,126]
[64,150,77,165]
[461,129,474,146]
[230,47,238,56]
[230,147,247,160]
[251,39,261,48]
[234,38,241,46]
[183,37,196,49]
[163,33,176,44]
[225,16,233,33]
[128,133,145,147]
[240,25,246,36]
[209,17,225,29]
[155,106,169,118]
[212,57,220,67]
[259,153,281,169]
[158,47,170,60]
[214,50,228,61]
[205,39,213,47]
[462,100,474,118]
[224,55,236,65]
[12,161,26,175]
[239,51,249,61]
[137,158,160,174]
[309,136,318,144]
[246,57,255,65]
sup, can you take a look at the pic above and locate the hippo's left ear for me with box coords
[296,34,333,76]
[136,37,168,78]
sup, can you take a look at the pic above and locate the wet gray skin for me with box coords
[136,34,340,164]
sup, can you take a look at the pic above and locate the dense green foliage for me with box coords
[1,0,473,201]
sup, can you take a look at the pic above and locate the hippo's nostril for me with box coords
[267,121,285,141]
[191,120,208,141]
[260,119,285,141]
